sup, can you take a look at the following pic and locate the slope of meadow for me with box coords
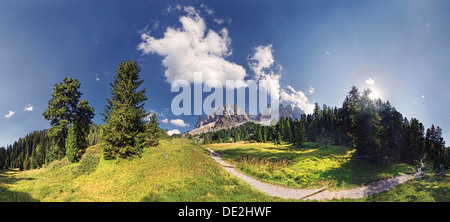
[0,139,279,202]
[207,140,417,190]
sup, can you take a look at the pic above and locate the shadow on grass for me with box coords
[217,144,416,189]
[0,169,39,202]
[218,147,308,164]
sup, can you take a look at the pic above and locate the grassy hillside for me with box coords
[1,138,448,202]
[0,139,280,202]
[207,140,417,190]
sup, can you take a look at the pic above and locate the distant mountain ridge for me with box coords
[188,104,304,135]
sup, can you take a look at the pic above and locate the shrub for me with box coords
[75,148,101,176]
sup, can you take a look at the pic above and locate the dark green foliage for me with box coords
[42,77,94,161]
[87,124,103,147]
[0,123,104,171]
[256,125,263,142]
[66,123,79,163]
[74,147,101,177]
[199,86,449,167]
[146,113,160,147]
[101,60,148,159]
[425,125,448,169]
[275,131,282,145]
[203,132,211,145]
[295,120,306,147]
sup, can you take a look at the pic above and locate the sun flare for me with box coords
[369,90,380,100]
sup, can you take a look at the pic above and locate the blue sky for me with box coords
[1,0,449,146]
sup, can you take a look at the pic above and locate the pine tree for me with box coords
[43,77,94,160]
[262,126,267,143]
[101,60,148,159]
[23,152,30,170]
[203,133,211,145]
[295,121,306,147]
[66,123,79,163]
[257,125,263,142]
[35,143,44,168]
[146,113,160,147]
[275,131,282,145]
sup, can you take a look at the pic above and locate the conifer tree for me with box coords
[43,77,94,160]
[101,60,148,159]
[257,125,263,142]
[66,123,78,163]
[295,121,306,147]
[275,131,282,145]
[146,113,160,147]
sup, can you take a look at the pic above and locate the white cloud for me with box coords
[213,18,224,25]
[365,78,375,85]
[152,21,160,30]
[161,118,169,123]
[166,4,182,13]
[248,45,314,114]
[248,44,283,98]
[324,50,330,56]
[170,119,189,127]
[200,3,214,15]
[138,6,246,85]
[139,6,316,116]
[4,110,14,118]
[280,85,315,115]
[167,129,181,136]
[307,86,315,94]
[249,45,275,80]
[24,104,33,111]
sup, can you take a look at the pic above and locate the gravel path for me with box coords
[207,148,426,200]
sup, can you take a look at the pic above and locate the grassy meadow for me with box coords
[0,138,448,202]
[207,140,417,190]
[0,139,280,202]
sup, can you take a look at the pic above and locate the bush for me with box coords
[75,147,101,176]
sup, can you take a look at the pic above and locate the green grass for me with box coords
[1,138,447,202]
[344,165,450,202]
[207,140,416,190]
[0,139,280,202]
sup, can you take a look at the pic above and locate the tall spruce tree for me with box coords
[295,120,306,147]
[43,77,94,160]
[101,60,148,159]
[65,123,78,163]
[146,113,160,147]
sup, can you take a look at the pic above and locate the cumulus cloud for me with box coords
[24,104,33,111]
[4,110,14,118]
[170,119,189,127]
[280,85,315,115]
[247,44,283,99]
[139,6,315,116]
[248,44,314,114]
[137,6,246,85]
[167,129,181,136]
[365,78,375,85]
[161,118,169,123]
[249,45,275,80]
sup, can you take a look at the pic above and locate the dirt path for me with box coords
[207,148,426,200]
